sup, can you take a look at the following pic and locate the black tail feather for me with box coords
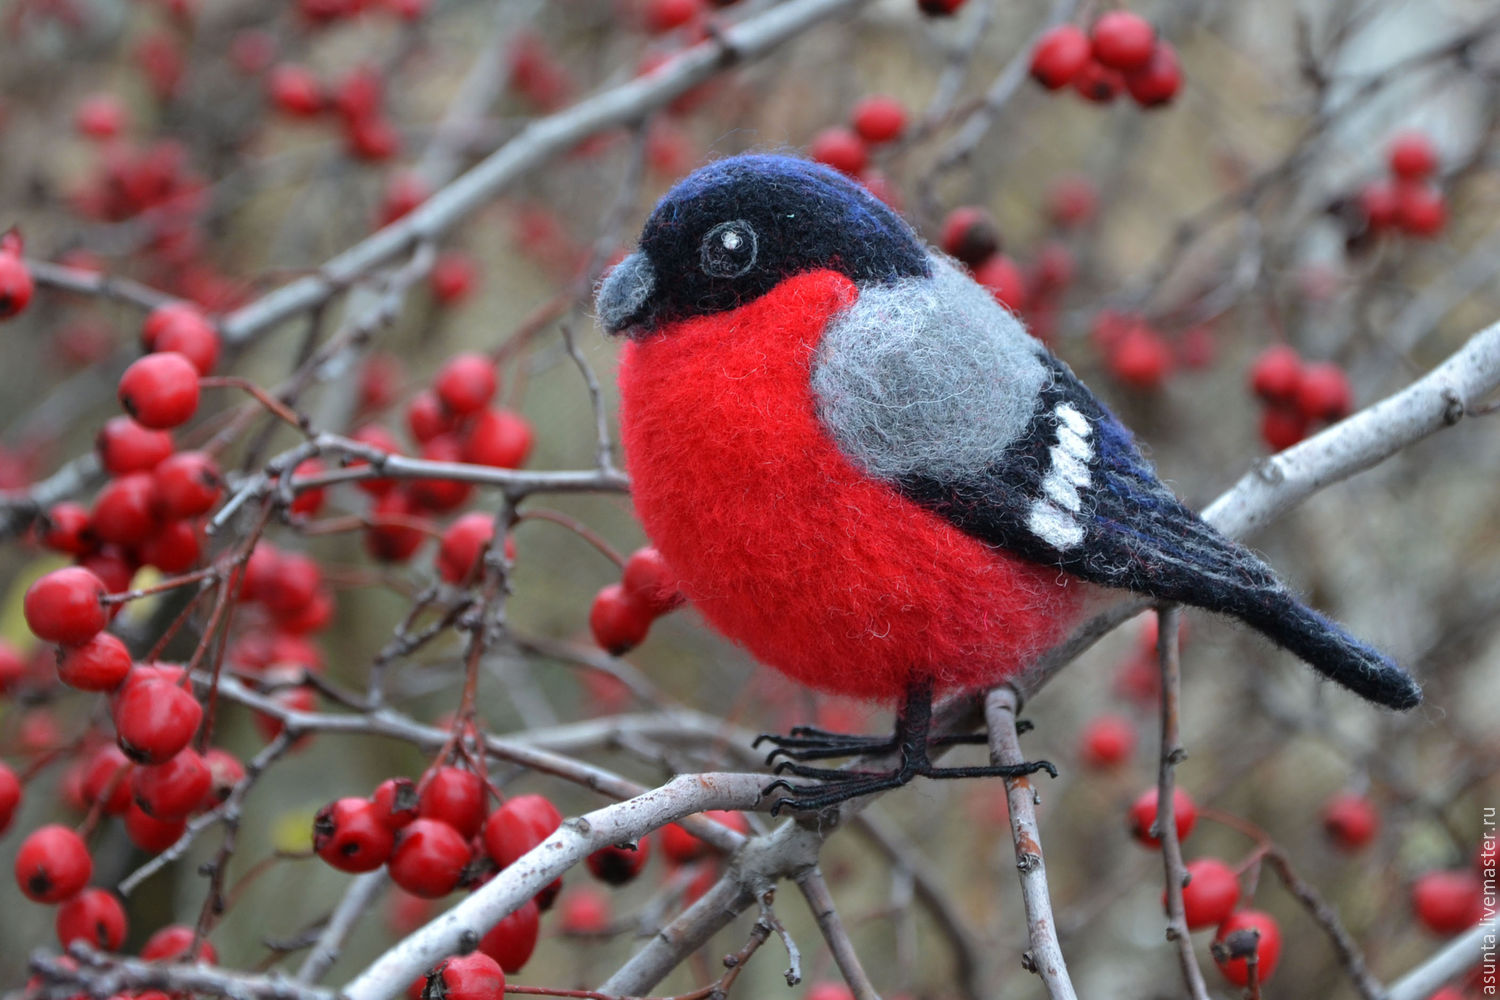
[1233,590,1422,710]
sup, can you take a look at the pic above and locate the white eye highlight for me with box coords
[700,220,757,279]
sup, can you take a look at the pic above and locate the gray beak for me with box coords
[596,252,655,335]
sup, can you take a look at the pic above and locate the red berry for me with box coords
[1249,344,1303,404]
[559,886,611,934]
[622,547,683,616]
[56,632,133,692]
[1030,24,1091,89]
[124,800,187,853]
[1047,175,1098,227]
[1090,11,1156,71]
[482,795,563,867]
[482,795,563,908]
[424,952,504,1000]
[407,390,456,443]
[463,409,533,469]
[939,206,1000,266]
[973,254,1028,312]
[377,172,427,227]
[365,492,430,564]
[478,898,540,974]
[92,472,158,546]
[83,547,138,595]
[201,748,244,808]
[419,767,488,840]
[1072,59,1125,103]
[268,64,324,117]
[152,451,223,519]
[1032,241,1075,293]
[0,251,34,320]
[1321,792,1379,851]
[389,818,472,898]
[1125,40,1181,107]
[140,519,201,574]
[850,95,906,144]
[259,550,322,618]
[315,797,396,872]
[56,887,127,950]
[642,0,700,33]
[586,836,651,885]
[142,924,216,963]
[15,824,93,903]
[359,353,404,412]
[41,502,95,556]
[590,583,653,655]
[410,435,472,512]
[437,512,501,585]
[143,303,219,376]
[1412,870,1483,935]
[430,253,479,306]
[1388,131,1438,180]
[118,351,200,429]
[345,115,401,162]
[1079,714,1135,769]
[132,747,211,820]
[373,777,420,830]
[286,457,327,517]
[1396,183,1446,237]
[333,65,383,120]
[1172,858,1240,930]
[916,0,966,16]
[808,127,868,176]
[75,94,127,139]
[1358,180,1401,231]
[1213,909,1283,985]
[114,677,203,764]
[805,986,855,1000]
[81,745,135,815]
[1127,786,1197,848]
[97,416,174,475]
[349,423,403,496]
[1109,326,1173,389]
[1294,362,1352,423]
[434,353,498,415]
[0,762,24,834]
[24,567,108,645]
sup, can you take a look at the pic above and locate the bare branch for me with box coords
[984,687,1076,1000]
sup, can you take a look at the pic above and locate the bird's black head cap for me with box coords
[597,154,930,335]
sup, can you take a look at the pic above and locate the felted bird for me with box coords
[596,153,1421,811]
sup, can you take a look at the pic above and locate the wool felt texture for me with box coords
[601,154,929,334]
[618,269,1085,702]
[606,152,1421,711]
[811,254,1050,484]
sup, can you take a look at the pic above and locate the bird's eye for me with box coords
[699,220,758,279]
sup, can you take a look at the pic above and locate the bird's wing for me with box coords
[890,350,1286,605]
[813,276,1420,709]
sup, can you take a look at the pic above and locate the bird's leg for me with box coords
[760,682,1057,814]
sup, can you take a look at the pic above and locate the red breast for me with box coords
[619,269,1082,701]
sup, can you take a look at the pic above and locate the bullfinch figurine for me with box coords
[596,154,1421,811]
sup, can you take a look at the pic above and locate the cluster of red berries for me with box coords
[268,62,401,162]
[1090,309,1215,391]
[936,175,1108,340]
[1247,344,1353,451]
[1030,12,1182,108]
[353,351,532,564]
[0,229,35,321]
[1411,865,1485,936]
[1356,132,1446,239]
[589,547,685,655]
[312,769,747,984]
[1126,787,1283,984]
[807,95,908,178]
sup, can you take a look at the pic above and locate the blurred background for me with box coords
[0,0,1497,997]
